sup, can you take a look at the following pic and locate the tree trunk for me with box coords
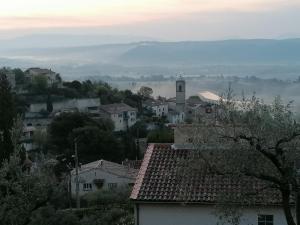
[282,189,296,225]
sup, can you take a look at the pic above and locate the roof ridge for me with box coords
[131,144,154,199]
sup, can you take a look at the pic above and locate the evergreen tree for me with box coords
[46,94,53,113]
[0,72,16,163]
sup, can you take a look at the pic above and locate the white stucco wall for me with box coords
[151,104,168,117]
[110,110,137,132]
[136,204,289,225]
[167,112,185,124]
[29,98,100,113]
[71,168,135,196]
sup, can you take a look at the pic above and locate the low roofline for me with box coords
[130,199,286,207]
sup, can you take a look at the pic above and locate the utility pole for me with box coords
[136,127,140,160]
[74,139,80,209]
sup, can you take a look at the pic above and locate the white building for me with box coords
[98,103,137,131]
[29,98,101,113]
[143,99,168,118]
[71,159,138,196]
[131,143,290,225]
[167,110,185,124]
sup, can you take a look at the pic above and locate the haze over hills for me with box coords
[0,34,158,50]
[1,37,300,79]
[118,39,300,65]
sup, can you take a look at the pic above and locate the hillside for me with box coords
[117,39,300,65]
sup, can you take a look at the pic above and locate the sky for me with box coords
[1,0,300,40]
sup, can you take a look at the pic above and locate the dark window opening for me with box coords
[258,215,273,225]
[178,85,182,92]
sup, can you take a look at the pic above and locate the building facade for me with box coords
[143,100,168,118]
[71,160,138,196]
[131,143,289,225]
[25,67,61,87]
[175,78,185,112]
[98,103,137,131]
[29,98,101,113]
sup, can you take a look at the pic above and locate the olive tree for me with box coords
[193,91,300,225]
[0,118,67,225]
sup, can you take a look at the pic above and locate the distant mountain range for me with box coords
[0,34,157,50]
[1,38,300,79]
[117,39,300,65]
[2,38,300,66]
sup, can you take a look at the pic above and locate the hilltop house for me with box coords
[98,103,137,131]
[131,143,289,225]
[71,159,138,196]
[29,98,101,114]
[25,67,61,87]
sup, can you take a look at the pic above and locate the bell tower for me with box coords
[176,77,185,112]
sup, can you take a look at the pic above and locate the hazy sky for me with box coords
[1,0,300,40]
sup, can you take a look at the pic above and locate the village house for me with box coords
[143,99,168,118]
[131,143,288,225]
[71,159,138,196]
[29,98,101,113]
[25,67,61,87]
[98,103,137,131]
[167,110,185,124]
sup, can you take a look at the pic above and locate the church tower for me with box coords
[176,77,185,112]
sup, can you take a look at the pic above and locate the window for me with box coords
[178,85,182,92]
[118,113,123,118]
[258,215,273,225]
[108,183,117,189]
[83,183,92,191]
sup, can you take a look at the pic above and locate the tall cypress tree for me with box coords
[0,72,16,163]
[46,93,53,113]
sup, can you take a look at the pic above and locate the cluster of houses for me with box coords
[20,69,217,152]
[70,128,285,225]
[5,67,282,225]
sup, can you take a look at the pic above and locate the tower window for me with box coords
[178,85,182,92]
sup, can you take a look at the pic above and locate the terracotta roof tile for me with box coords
[131,144,282,205]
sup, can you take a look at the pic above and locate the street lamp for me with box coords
[74,136,80,209]
[72,126,99,209]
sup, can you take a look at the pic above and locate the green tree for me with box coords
[194,94,300,225]
[147,128,174,143]
[138,86,153,99]
[47,94,53,113]
[32,75,48,93]
[13,68,26,85]
[48,113,124,163]
[0,71,16,163]
[0,118,67,225]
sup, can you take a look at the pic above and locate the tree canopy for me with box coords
[193,92,300,225]
[47,112,130,163]
[0,71,16,163]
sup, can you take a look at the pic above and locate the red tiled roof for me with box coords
[130,144,282,205]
